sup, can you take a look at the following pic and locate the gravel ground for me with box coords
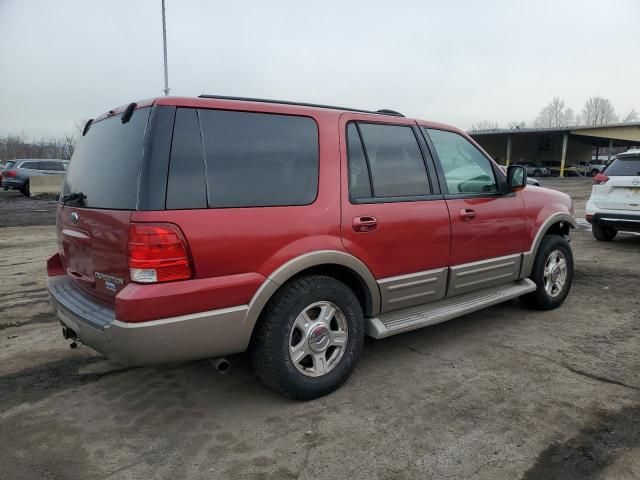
[0,179,639,480]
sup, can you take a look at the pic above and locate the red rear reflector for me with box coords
[585,214,593,223]
[593,173,609,185]
[4,170,17,177]
[128,223,192,283]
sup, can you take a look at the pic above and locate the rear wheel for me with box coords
[589,169,599,177]
[20,180,30,196]
[521,235,573,310]
[592,222,617,241]
[533,169,542,177]
[250,275,364,400]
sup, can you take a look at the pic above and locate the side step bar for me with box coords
[366,279,536,339]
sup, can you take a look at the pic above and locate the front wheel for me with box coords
[250,275,364,400]
[521,235,573,310]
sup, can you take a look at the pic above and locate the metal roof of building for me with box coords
[469,122,640,136]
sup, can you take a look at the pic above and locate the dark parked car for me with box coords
[2,159,68,196]
[47,96,576,400]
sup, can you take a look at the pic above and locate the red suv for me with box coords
[48,96,576,399]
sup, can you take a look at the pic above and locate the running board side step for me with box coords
[366,279,536,339]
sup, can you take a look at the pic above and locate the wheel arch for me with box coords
[241,250,381,349]
[520,213,577,278]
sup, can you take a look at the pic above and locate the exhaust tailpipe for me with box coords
[211,357,231,374]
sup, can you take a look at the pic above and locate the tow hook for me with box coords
[70,341,78,349]
[210,357,231,374]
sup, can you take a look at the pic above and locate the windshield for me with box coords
[62,107,150,209]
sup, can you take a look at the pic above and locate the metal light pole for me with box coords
[161,0,170,96]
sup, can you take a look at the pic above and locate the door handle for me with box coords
[353,216,378,232]
[459,208,477,220]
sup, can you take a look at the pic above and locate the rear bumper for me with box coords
[588,212,640,232]
[48,275,250,366]
[1,179,24,189]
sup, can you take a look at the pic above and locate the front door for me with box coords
[423,127,527,297]
[339,114,451,313]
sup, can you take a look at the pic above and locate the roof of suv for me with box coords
[95,96,463,135]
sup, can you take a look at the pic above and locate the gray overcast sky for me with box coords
[1,0,639,138]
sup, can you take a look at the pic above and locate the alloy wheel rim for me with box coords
[543,249,568,298]
[288,301,348,377]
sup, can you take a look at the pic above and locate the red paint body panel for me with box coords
[338,113,451,277]
[521,186,574,248]
[56,205,131,304]
[115,273,265,322]
[446,195,526,265]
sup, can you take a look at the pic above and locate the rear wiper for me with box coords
[61,192,86,206]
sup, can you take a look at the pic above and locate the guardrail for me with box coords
[29,175,64,196]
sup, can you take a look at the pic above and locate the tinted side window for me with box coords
[357,123,430,197]
[426,128,497,195]
[347,124,372,199]
[43,161,64,171]
[166,108,207,209]
[198,109,319,208]
[605,156,640,176]
[20,161,39,170]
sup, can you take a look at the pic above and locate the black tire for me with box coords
[590,169,599,177]
[521,235,573,310]
[533,169,542,177]
[250,275,364,400]
[20,181,30,196]
[592,222,617,241]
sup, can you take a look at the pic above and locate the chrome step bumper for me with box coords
[365,279,537,339]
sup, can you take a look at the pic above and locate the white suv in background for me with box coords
[586,150,640,241]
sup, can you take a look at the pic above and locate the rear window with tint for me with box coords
[605,156,640,176]
[4,161,15,169]
[63,107,150,209]
[167,108,319,209]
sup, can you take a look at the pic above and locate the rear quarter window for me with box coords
[167,109,319,209]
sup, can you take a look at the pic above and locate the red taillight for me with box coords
[4,170,16,177]
[593,173,609,185]
[128,223,192,283]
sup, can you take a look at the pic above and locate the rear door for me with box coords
[423,127,527,297]
[339,114,451,313]
[57,107,153,302]
[593,155,640,211]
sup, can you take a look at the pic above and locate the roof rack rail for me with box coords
[376,109,404,117]
[198,94,404,117]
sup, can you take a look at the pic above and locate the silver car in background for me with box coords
[1,159,68,196]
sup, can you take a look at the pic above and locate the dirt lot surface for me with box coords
[1,179,639,480]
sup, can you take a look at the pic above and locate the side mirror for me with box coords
[506,165,527,192]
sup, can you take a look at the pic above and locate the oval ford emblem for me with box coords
[69,211,79,224]
[633,177,640,186]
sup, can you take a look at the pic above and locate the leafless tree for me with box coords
[622,108,638,123]
[0,133,77,163]
[534,97,575,128]
[470,120,499,132]
[507,120,528,129]
[576,96,618,126]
